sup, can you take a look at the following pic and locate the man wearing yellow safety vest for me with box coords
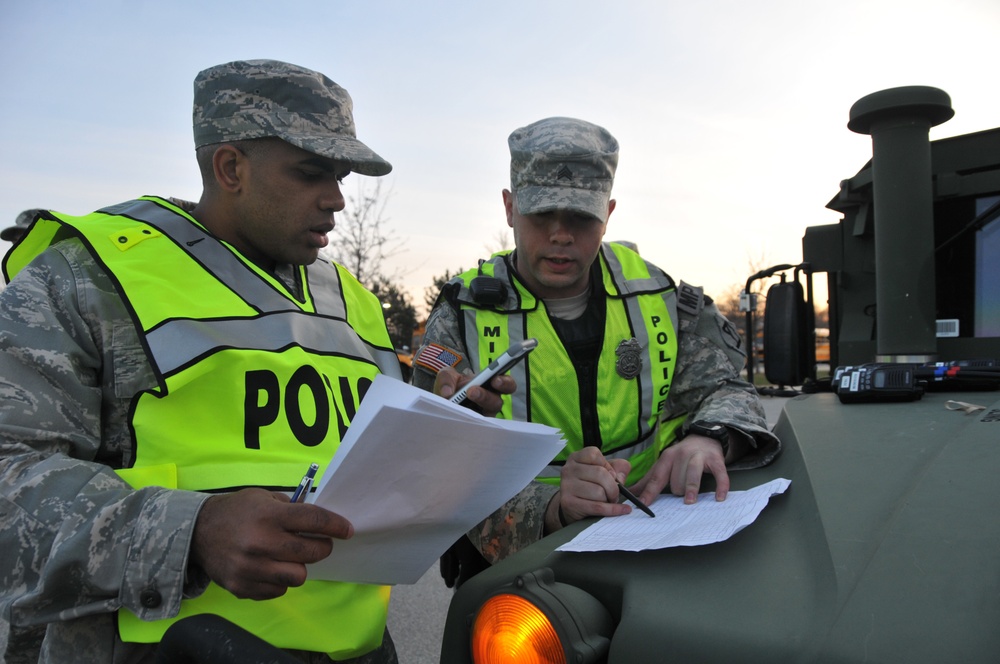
[412,117,781,586]
[0,60,509,663]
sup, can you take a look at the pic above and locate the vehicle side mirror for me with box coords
[763,280,810,386]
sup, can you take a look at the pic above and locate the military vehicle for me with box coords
[438,86,1000,663]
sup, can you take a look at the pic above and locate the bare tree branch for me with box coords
[319,178,418,359]
[323,179,404,285]
[485,229,513,255]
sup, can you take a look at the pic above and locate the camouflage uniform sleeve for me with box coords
[0,241,209,659]
[409,298,474,391]
[663,301,781,469]
[467,481,560,565]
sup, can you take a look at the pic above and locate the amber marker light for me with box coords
[470,568,613,664]
[472,593,566,664]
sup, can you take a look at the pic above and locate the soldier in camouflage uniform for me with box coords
[412,116,781,585]
[0,60,508,663]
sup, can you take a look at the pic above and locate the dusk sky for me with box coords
[2,0,998,314]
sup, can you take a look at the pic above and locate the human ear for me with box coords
[502,189,515,228]
[212,145,245,194]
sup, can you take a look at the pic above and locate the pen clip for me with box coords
[292,462,320,503]
[298,476,314,503]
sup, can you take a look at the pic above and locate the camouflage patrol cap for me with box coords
[192,59,392,176]
[1,208,43,242]
[508,117,618,222]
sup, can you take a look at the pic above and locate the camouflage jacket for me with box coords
[412,266,781,564]
[0,237,394,664]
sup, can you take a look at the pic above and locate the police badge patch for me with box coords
[615,338,642,379]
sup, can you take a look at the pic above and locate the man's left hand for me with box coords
[632,435,730,506]
[432,366,515,417]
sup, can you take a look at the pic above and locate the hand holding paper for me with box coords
[306,375,565,585]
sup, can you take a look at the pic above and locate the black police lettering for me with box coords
[286,366,329,447]
[650,314,673,414]
[331,374,374,440]
[242,368,372,449]
[244,370,281,449]
[483,326,502,359]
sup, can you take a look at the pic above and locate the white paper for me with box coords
[306,375,565,585]
[556,478,791,552]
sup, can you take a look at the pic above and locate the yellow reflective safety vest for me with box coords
[448,243,685,485]
[7,197,400,658]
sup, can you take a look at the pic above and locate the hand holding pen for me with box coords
[191,485,353,601]
[616,481,656,518]
[552,447,653,531]
[598,454,655,517]
[291,462,319,503]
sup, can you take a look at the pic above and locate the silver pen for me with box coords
[291,462,319,503]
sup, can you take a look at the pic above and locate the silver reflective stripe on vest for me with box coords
[100,199,295,312]
[457,260,530,421]
[461,312,531,418]
[298,260,400,378]
[146,313,378,377]
[362,345,403,380]
[603,243,679,300]
[309,271,348,320]
[303,264,400,378]
[104,199,400,380]
[602,247,656,439]
[507,323,529,421]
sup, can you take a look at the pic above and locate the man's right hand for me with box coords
[547,447,632,531]
[191,488,353,600]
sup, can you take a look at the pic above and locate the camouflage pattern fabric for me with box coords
[192,59,392,177]
[413,270,780,564]
[508,116,618,222]
[0,238,397,663]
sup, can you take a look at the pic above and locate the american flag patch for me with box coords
[413,343,463,374]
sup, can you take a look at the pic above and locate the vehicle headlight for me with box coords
[470,568,613,664]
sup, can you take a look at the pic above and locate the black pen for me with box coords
[618,482,656,518]
[291,462,319,503]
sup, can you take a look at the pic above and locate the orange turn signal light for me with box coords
[470,568,613,664]
[472,592,567,664]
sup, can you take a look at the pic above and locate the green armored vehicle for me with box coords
[438,86,1000,664]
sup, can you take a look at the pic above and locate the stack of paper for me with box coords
[306,374,566,585]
